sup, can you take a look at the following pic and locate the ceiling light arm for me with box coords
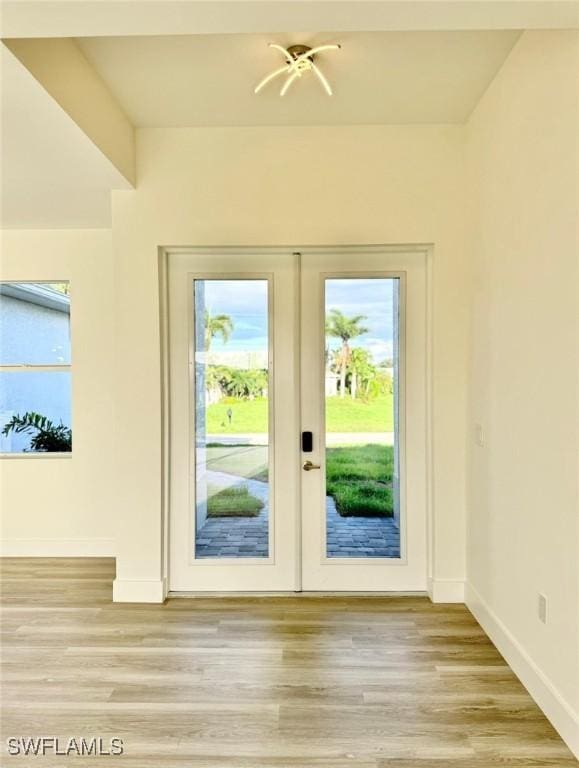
[311,62,333,96]
[268,43,295,62]
[254,65,290,94]
[280,70,300,97]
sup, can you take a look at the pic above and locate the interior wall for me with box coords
[111,124,469,601]
[465,30,579,754]
[0,229,116,555]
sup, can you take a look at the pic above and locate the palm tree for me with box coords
[205,365,232,403]
[348,348,375,399]
[225,368,268,400]
[247,369,268,399]
[228,369,252,399]
[204,310,233,350]
[325,309,368,398]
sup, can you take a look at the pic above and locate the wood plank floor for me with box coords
[1,558,576,767]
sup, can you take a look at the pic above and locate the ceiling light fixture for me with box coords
[254,43,341,97]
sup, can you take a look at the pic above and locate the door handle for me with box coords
[302,460,321,471]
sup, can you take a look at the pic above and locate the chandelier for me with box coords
[254,43,341,97]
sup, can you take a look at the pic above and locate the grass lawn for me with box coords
[206,395,393,434]
[326,444,394,517]
[328,480,393,517]
[326,395,394,432]
[206,485,264,517]
[206,399,269,434]
[326,444,393,485]
[205,442,394,518]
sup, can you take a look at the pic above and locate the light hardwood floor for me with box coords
[1,558,576,767]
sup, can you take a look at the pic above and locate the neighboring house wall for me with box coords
[325,372,338,397]
[206,350,267,369]
[466,31,579,756]
[0,229,116,557]
[0,292,71,453]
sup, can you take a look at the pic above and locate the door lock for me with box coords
[302,460,321,471]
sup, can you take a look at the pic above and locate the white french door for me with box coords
[168,250,300,591]
[168,247,428,593]
[299,249,427,591]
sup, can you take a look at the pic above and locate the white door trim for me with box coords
[159,244,434,596]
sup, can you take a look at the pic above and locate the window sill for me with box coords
[0,452,72,460]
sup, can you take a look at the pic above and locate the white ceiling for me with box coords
[77,30,521,127]
[1,46,130,229]
[3,0,578,38]
[2,0,577,229]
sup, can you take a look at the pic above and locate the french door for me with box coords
[168,247,427,592]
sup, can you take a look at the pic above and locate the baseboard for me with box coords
[169,590,429,598]
[0,538,116,557]
[113,577,167,603]
[466,581,579,759]
[428,577,465,603]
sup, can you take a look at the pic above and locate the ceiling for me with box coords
[77,30,521,127]
[1,46,129,229]
[3,0,577,38]
[2,0,575,229]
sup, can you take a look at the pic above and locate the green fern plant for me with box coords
[2,412,72,452]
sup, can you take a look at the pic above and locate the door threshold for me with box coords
[168,590,428,598]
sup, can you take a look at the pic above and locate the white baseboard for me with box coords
[113,578,167,603]
[428,577,465,603]
[0,538,116,557]
[466,581,579,759]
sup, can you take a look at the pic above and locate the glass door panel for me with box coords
[324,278,400,559]
[193,279,270,559]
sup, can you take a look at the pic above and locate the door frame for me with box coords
[165,250,301,592]
[159,244,434,595]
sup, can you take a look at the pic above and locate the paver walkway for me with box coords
[196,471,269,558]
[196,471,400,559]
[326,497,400,558]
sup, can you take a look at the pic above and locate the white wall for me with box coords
[465,31,579,756]
[111,124,469,601]
[0,229,116,556]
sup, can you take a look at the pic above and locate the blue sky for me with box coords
[199,278,396,363]
[326,278,395,363]
[201,280,268,353]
